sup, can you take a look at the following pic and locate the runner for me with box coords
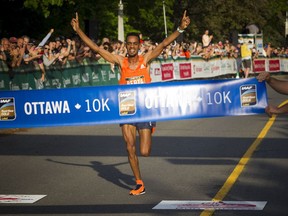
[71,11,190,195]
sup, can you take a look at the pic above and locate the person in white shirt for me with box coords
[202,29,213,48]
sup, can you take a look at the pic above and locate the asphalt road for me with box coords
[0,82,288,216]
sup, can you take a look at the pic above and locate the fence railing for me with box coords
[0,58,119,90]
[0,56,286,91]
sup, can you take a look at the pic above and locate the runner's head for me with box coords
[126,32,140,57]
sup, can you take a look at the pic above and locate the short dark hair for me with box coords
[126,32,140,42]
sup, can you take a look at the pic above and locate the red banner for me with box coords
[268,59,280,72]
[253,59,266,72]
[161,63,174,80]
[179,63,192,79]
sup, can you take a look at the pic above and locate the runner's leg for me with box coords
[138,128,152,157]
[121,124,141,180]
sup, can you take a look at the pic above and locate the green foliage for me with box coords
[19,0,288,46]
[24,0,75,17]
[124,0,175,41]
[185,0,288,46]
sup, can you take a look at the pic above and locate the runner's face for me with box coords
[126,36,140,57]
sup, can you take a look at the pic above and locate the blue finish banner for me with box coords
[0,78,267,129]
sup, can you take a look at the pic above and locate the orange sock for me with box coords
[136,179,144,185]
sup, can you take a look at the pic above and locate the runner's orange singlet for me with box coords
[119,55,151,85]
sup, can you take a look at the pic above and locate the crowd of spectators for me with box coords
[1,28,288,81]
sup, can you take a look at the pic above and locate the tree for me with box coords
[185,0,288,46]
[1,0,287,47]
[123,0,175,41]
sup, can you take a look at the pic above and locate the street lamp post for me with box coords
[163,1,168,38]
[118,0,124,42]
[286,11,288,37]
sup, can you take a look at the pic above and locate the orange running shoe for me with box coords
[129,180,145,196]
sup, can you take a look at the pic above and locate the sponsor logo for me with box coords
[118,91,136,116]
[0,195,46,204]
[161,63,174,80]
[179,63,192,78]
[153,200,267,210]
[240,84,257,106]
[0,97,16,121]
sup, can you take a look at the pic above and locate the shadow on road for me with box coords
[46,158,134,190]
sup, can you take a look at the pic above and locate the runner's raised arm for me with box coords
[71,12,122,65]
